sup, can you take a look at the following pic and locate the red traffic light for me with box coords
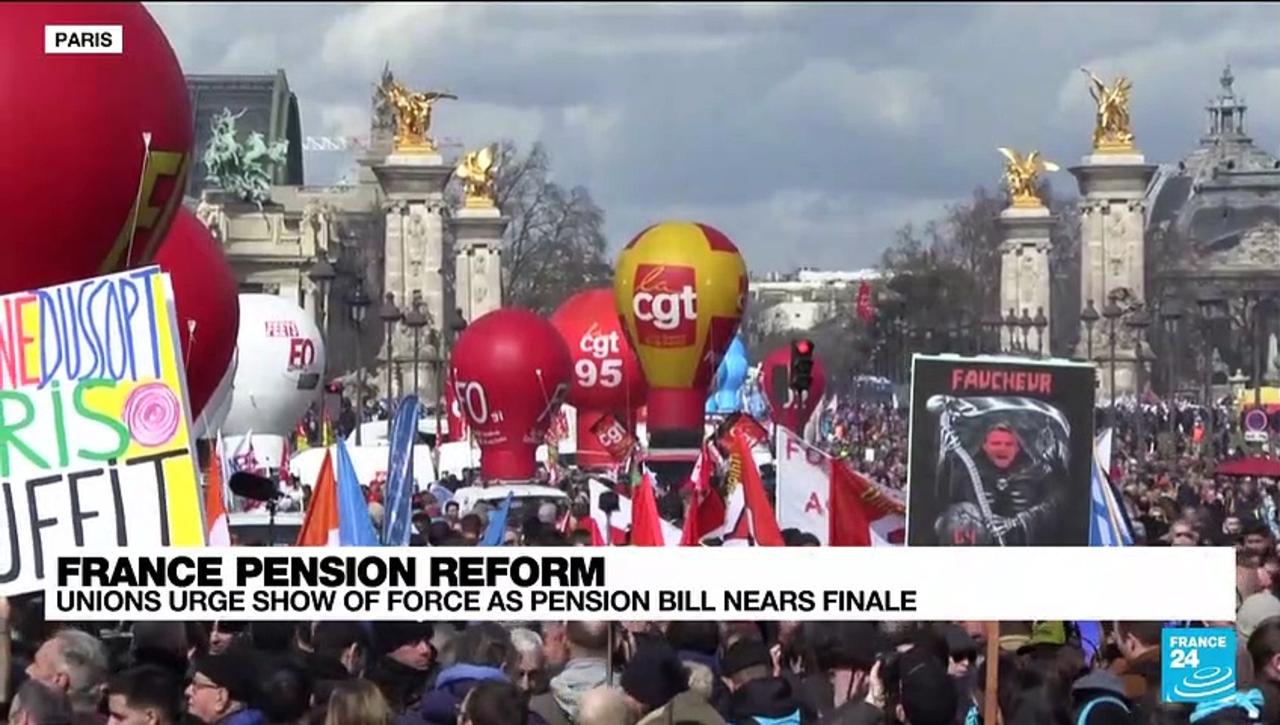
[794,340,813,356]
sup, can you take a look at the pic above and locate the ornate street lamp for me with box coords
[1080,299,1100,363]
[1159,296,1183,396]
[1126,306,1151,453]
[379,293,403,437]
[345,279,371,445]
[1102,298,1123,414]
[1196,293,1225,459]
[307,256,336,328]
[402,291,430,401]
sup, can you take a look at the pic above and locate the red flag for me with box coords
[630,474,665,547]
[729,431,785,546]
[296,451,339,546]
[444,367,468,443]
[681,444,727,545]
[591,413,637,463]
[856,281,875,323]
[829,463,873,546]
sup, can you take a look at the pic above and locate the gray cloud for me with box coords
[149,2,1280,272]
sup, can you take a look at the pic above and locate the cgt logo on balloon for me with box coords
[632,264,697,346]
[577,323,623,389]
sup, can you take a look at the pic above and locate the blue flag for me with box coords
[336,438,380,546]
[1089,429,1133,546]
[1079,429,1133,664]
[479,492,514,547]
[429,482,454,505]
[381,395,422,546]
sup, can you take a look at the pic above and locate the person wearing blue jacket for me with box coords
[398,623,547,725]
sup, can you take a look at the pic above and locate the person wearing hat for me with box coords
[720,639,814,724]
[619,641,689,721]
[184,652,265,725]
[365,622,435,713]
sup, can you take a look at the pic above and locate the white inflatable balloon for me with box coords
[221,294,326,438]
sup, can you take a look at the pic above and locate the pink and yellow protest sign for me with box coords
[0,266,204,595]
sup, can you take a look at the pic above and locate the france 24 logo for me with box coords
[1161,627,1236,703]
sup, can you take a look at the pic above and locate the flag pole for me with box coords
[984,621,1000,724]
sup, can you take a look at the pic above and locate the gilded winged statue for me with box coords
[455,144,498,208]
[997,147,1059,208]
[377,78,457,152]
[1081,68,1135,152]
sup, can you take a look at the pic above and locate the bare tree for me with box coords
[485,141,612,314]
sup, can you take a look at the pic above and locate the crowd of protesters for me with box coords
[48,391,1280,724]
[7,596,1280,725]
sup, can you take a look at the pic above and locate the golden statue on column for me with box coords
[377,77,457,153]
[997,147,1059,209]
[455,144,498,208]
[1081,68,1135,153]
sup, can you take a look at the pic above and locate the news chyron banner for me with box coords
[906,355,1095,547]
[0,267,205,596]
[49,548,1232,622]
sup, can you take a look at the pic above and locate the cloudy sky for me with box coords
[150,2,1280,272]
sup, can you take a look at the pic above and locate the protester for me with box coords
[403,622,540,725]
[575,687,637,725]
[25,629,109,724]
[457,681,525,725]
[184,652,265,725]
[324,681,392,725]
[366,623,434,713]
[105,666,183,725]
[720,638,815,724]
[10,680,74,725]
[507,629,547,698]
[529,622,617,725]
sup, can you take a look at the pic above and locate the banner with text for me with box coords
[906,355,1095,547]
[48,547,1232,622]
[0,267,204,595]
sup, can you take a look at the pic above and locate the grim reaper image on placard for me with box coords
[927,395,1072,546]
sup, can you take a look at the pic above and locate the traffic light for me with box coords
[790,339,815,393]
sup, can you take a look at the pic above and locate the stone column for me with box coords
[371,153,453,399]
[451,207,509,323]
[1070,152,1156,398]
[998,206,1054,353]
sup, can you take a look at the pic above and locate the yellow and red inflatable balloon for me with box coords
[614,221,747,468]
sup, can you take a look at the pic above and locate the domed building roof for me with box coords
[1149,67,1280,282]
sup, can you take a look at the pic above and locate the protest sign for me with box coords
[0,266,204,595]
[906,355,1095,546]
[776,427,904,546]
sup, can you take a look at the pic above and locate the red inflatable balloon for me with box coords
[451,308,573,483]
[760,344,827,433]
[153,209,240,421]
[0,3,193,294]
[550,289,647,470]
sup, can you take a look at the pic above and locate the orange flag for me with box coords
[204,444,230,546]
[296,450,340,547]
[630,474,665,547]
